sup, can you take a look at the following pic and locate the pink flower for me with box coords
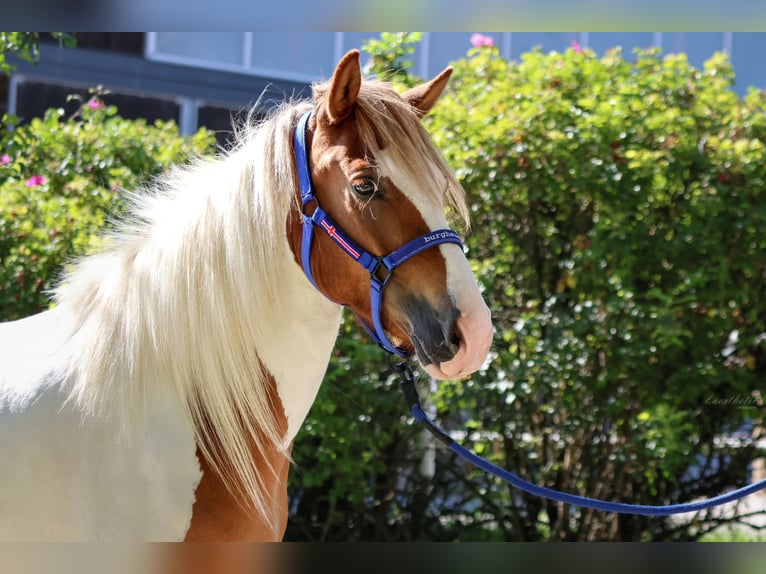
[571,40,583,53]
[87,98,103,110]
[25,175,46,187]
[471,33,495,48]
[0,154,11,166]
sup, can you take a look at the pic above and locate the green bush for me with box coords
[0,95,215,319]
[425,42,766,541]
[288,37,766,541]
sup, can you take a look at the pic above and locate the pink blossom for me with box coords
[571,40,583,53]
[471,33,495,48]
[0,154,11,166]
[87,98,103,110]
[25,175,46,187]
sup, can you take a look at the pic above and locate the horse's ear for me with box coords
[325,50,362,125]
[402,67,453,118]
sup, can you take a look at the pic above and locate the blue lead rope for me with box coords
[294,108,766,516]
[392,359,766,516]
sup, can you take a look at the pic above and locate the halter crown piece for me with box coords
[293,110,463,356]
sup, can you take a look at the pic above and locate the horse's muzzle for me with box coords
[404,295,462,368]
[417,295,494,381]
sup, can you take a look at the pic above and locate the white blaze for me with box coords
[377,151,493,380]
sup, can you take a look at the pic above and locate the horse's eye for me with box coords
[352,179,378,198]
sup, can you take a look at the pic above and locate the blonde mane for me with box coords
[52,77,466,528]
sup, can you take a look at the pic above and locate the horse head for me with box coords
[287,50,493,380]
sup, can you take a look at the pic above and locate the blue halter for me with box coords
[293,110,464,357]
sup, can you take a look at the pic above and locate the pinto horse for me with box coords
[0,50,493,541]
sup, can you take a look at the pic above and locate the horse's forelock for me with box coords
[313,79,469,230]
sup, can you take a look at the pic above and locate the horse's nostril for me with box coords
[405,297,462,365]
[449,321,461,349]
[447,305,462,351]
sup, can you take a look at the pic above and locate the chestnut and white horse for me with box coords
[0,50,492,541]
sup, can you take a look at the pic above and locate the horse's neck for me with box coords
[1,129,344,540]
[59,146,343,443]
[253,250,343,441]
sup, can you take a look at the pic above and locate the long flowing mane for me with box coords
[54,100,309,523]
[51,78,468,526]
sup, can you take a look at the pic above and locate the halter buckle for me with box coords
[370,257,395,290]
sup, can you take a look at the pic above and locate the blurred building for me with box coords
[2,32,764,147]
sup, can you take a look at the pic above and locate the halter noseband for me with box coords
[293,110,463,357]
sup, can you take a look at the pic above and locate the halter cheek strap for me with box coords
[293,110,463,357]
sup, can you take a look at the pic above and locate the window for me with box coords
[147,32,339,83]
[151,33,246,68]
[249,33,336,80]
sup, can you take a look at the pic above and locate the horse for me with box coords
[0,49,493,541]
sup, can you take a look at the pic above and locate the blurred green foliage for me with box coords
[0,32,75,75]
[361,32,422,87]
[0,92,215,319]
[287,37,766,541]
